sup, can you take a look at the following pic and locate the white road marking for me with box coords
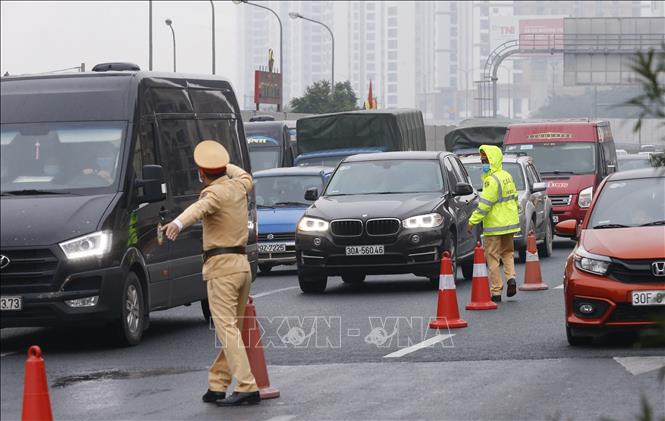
[554,284,564,289]
[614,356,665,376]
[252,286,300,299]
[383,334,455,358]
[264,416,296,421]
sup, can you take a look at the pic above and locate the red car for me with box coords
[556,167,665,345]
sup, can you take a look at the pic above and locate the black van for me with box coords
[244,121,294,172]
[0,65,258,345]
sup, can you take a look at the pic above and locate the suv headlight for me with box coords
[573,245,610,275]
[297,217,329,232]
[402,213,444,229]
[59,231,112,260]
[578,186,593,208]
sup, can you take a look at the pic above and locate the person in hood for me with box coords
[467,145,520,302]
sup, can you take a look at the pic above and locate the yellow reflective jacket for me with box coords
[468,145,520,236]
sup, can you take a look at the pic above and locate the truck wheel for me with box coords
[342,274,365,284]
[201,299,211,324]
[115,272,145,346]
[298,271,327,293]
[538,218,554,258]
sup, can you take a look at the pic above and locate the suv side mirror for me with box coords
[137,164,166,203]
[532,182,548,193]
[304,187,319,201]
[454,182,474,196]
[555,219,578,240]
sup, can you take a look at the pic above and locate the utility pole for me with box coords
[149,0,153,71]
[210,0,216,75]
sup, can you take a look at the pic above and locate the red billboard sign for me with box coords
[254,70,282,109]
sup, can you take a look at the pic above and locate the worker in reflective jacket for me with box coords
[467,145,520,303]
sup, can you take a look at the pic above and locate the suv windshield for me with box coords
[464,162,525,191]
[255,175,323,207]
[297,155,348,168]
[1,121,126,194]
[326,159,443,196]
[588,177,665,228]
[505,142,596,174]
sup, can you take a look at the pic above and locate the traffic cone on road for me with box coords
[21,346,53,421]
[519,231,549,291]
[429,252,468,329]
[242,297,280,399]
[466,242,498,310]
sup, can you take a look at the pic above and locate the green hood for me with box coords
[479,145,503,175]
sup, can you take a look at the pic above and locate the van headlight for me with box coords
[297,217,329,232]
[573,245,610,275]
[59,231,112,260]
[578,186,593,208]
[402,213,444,229]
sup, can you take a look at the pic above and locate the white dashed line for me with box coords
[264,416,296,421]
[383,334,455,358]
[614,356,665,376]
[554,284,564,289]
[252,286,300,299]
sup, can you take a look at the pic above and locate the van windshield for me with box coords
[505,142,596,175]
[1,121,126,195]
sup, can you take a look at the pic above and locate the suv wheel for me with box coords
[258,264,273,273]
[431,233,458,287]
[115,272,145,346]
[298,271,327,293]
[342,274,366,284]
[538,217,554,258]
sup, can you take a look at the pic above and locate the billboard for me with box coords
[254,70,282,108]
[519,18,564,50]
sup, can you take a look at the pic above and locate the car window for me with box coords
[255,175,323,207]
[588,177,665,228]
[525,164,536,187]
[449,156,470,185]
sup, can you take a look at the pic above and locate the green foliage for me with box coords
[624,43,665,133]
[289,80,359,114]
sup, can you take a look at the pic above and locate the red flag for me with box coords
[367,80,374,109]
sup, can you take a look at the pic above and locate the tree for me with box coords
[624,43,665,133]
[289,80,359,114]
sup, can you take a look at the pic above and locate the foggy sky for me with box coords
[1,1,241,82]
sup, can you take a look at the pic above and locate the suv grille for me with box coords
[550,195,572,206]
[258,232,294,242]
[0,249,59,293]
[331,220,362,236]
[366,219,400,236]
[610,258,665,283]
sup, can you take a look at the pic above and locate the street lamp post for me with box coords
[165,19,176,72]
[233,0,282,110]
[289,12,334,94]
[149,0,153,70]
[498,65,512,119]
[210,0,216,75]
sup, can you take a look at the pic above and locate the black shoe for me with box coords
[202,389,225,403]
[217,391,261,406]
[507,278,517,297]
[491,295,502,303]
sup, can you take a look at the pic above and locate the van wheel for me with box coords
[298,271,327,293]
[115,272,145,346]
[566,326,593,346]
[342,274,365,284]
[538,217,554,258]
[201,299,211,324]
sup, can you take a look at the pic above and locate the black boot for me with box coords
[217,391,261,406]
[202,389,225,403]
[491,295,502,303]
[507,278,517,297]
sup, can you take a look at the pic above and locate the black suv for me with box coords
[295,151,480,293]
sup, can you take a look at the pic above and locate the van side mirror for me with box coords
[454,182,474,196]
[532,182,548,193]
[137,165,166,203]
[555,219,578,240]
[305,187,319,201]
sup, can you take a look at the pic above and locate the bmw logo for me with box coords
[0,255,10,270]
[267,234,274,240]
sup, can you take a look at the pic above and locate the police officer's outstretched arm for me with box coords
[469,176,499,227]
[162,189,224,241]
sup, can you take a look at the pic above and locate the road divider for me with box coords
[466,242,498,311]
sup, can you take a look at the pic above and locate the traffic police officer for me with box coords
[161,140,260,406]
[467,145,520,302]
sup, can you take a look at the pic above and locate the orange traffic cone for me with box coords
[429,252,468,329]
[519,231,549,291]
[21,346,53,421]
[466,242,498,310]
[241,297,280,399]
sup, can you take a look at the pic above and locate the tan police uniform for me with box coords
[173,140,258,394]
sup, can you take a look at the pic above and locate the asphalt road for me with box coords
[2,238,664,420]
